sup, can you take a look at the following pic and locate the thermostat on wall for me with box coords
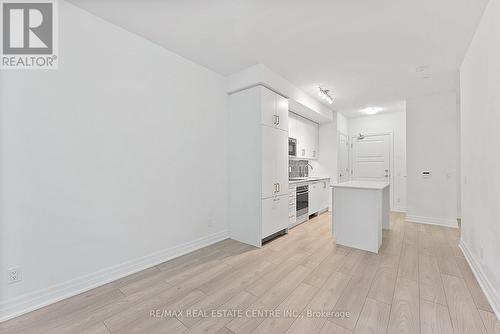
[422,171,431,178]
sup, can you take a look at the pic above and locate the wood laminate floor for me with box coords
[1,213,499,334]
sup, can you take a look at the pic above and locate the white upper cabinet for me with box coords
[297,117,308,158]
[261,87,288,132]
[307,119,319,159]
[262,125,289,199]
[275,94,289,132]
[289,113,319,160]
[260,87,276,128]
[274,128,289,196]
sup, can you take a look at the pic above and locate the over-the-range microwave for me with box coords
[288,137,297,157]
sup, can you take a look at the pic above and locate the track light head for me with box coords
[318,86,334,105]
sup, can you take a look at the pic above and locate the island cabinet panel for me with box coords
[332,181,390,253]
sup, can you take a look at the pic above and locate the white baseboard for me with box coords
[391,207,407,214]
[459,239,500,321]
[0,229,229,322]
[405,214,458,228]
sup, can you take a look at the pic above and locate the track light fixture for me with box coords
[317,87,334,104]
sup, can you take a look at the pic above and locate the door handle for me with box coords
[274,183,278,193]
[277,183,280,193]
[276,115,280,125]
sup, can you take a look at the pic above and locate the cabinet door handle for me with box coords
[277,115,280,125]
[277,183,280,193]
[273,115,279,125]
[273,183,277,193]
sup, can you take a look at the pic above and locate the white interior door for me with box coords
[352,134,390,182]
[338,133,349,183]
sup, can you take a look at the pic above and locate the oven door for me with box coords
[296,187,308,217]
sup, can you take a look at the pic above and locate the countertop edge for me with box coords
[289,177,330,186]
[330,182,390,190]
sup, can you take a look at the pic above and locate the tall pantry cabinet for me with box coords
[229,86,289,247]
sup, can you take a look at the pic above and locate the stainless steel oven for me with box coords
[288,137,297,157]
[296,185,308,224]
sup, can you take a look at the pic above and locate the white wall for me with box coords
[336,112,349,136]
[460,0,500,318]
[348,112,407,212]
[0,1,229,320]
[406,92,459,227]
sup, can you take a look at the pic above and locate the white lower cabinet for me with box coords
[262,194,289,239]
[308,181,329,215]
[319,181,329,211]
[309,182,319,214]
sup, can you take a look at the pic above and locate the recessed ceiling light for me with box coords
[416,65,432,79]
[361,107,383,115]
[416,65,429,73]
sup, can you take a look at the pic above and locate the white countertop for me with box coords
[331,181,390,190]
[289,177,330,185]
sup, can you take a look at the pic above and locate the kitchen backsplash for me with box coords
[289,160,309,178]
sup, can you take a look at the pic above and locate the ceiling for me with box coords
[341,100,406,119]
[68,0,488,113]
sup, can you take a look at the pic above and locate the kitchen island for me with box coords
[331,181,390,253]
